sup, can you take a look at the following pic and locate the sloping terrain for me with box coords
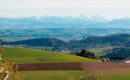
[1,34,130,49]
[2,38,66,47]
[2,47,100,64]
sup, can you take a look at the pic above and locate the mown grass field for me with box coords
[1,47,101,80]
[91,68,130,76]
[9,70,86,80]
[3,47,130,80]
[91,68,130,80]
[89,47,115,55]
[103,75,130,80]
[8,70,130,80]
[2,47,100,64]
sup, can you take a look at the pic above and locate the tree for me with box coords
[0,38,19,80]
[76,49,95,59]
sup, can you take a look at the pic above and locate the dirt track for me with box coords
[15,62,130,71]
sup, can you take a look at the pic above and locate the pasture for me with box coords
[2,47,100,64]
[2,47,130,80]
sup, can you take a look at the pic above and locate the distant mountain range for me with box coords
[0,16,130,41]
[0,16,130,29]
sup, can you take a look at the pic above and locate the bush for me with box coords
[0,38,20,80]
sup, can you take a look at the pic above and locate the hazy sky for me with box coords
[0,0,130,19]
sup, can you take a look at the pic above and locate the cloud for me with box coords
[0,0,130,9]
[0,0,130,19]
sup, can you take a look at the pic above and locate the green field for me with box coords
[2,47,100,64]
[103,75,130,80]
[89,47,115,55]
[9,70,86,80]
[9,70,130,80]
[91,68,130,80]
[3,47,129,80]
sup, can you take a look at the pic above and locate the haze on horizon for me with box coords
[0,0,130,20]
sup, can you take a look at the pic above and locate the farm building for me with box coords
[124,57,130,63]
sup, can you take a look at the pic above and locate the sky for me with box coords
[0,0,130,20]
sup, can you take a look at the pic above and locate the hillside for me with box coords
[88,47,115,55]
[1,34,130,51]
[1,38,66,47]
[70,34,130,49]
[2,47,100,64]
[104,47,130,59]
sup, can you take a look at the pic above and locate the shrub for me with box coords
[0,38,20,80]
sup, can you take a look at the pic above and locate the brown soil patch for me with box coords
[14,62,130,75]
[82,62,130,71]
[82,62,130,76]
[91,68,130,76]
[15,62,83,71]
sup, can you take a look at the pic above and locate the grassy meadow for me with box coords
[1,47,101,80]
[91,68,130,80]
[103,75,130,80]
[2,47,130,80]
[89,47,115,55]
[8,70,130,80]
[2,47,100,64]
[9,70,86,80]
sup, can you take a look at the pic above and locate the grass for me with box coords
[2,47,100,64]
[88,47,115,55]
[91,68,130,76]
[9,70,86,80]
[89,68,130,80]
[103,75,130,80]
[8,69,130,80]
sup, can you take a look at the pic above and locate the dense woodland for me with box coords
[103,47,130,59]
[70,34,130,49]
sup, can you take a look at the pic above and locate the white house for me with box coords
[124,57,130,63]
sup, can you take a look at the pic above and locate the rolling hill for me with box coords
[104,47,130,59]
[1,38,66,47]
[2,47,100,64]
[1,34,130,51]
[70,34,130,48]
